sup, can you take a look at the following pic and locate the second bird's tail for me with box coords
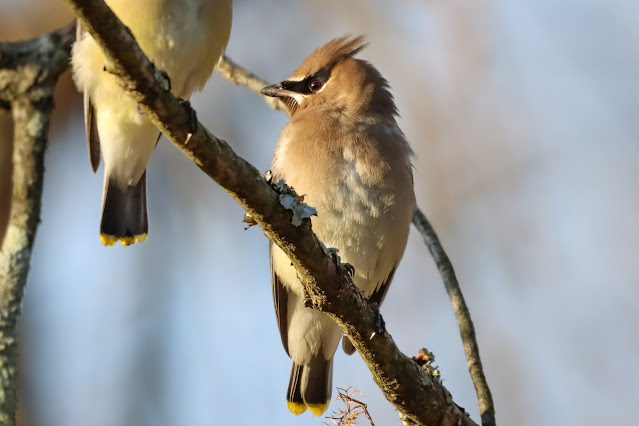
[287,356,333,416]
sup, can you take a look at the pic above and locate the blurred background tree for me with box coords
[1,0,637,425]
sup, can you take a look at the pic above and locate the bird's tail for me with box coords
[100,171,148,246]
[287,356,333,416]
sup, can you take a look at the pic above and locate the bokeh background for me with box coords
[1,0,638,425]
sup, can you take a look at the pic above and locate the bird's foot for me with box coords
[342,262,355,278]
[178,99,198,135]
[369,302,386,339]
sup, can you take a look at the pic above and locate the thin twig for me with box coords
[324,387,375,426]
[216,55,287,113]
[344,396,374,426]
[412,208,496,426]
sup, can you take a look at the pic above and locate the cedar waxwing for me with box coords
[262,35,416,416]
[71,0,232,246]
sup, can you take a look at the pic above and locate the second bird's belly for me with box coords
[312,204,395,297]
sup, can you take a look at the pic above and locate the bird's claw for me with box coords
[324,247,355,278]
[264,170,274,184]
[178,99,198,134]
[369,303,386,339]
[343,263,355,278]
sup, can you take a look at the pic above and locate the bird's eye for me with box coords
[309,79,323,92]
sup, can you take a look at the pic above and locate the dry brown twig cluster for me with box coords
[324,387,375,426]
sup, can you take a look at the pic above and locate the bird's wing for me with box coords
[368,265,397,307]
[77,20,101,173]
[342,266,397,355]
[84,93,100,173]
[270,241,290,356]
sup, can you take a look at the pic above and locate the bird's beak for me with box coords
[260,83,290,98]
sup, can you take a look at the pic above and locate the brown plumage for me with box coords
[289,35,368,80]
[262,35,416,417]
[273,35,398,119]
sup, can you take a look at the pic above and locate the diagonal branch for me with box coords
[62,0,481,424]
[0,23,76,425]
[216,55,287,114]
[217,55,496,426]
[412,209,495,426]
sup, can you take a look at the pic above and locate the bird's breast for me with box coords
[272,128,412,296]
[105,0,232,97]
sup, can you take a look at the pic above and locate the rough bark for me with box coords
[0,23,75,425]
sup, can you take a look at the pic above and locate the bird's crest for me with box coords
[290,35,368,80]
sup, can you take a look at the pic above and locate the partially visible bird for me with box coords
[261,35,416,416]
[72,0,232,246]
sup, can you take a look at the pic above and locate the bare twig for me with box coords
[324,387,374,426]
[216,55,287,113]
[412,208,495,426]
[0,23,76,425]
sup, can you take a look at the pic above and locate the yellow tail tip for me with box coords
[286,401,329,416]
[100,233,147,247]
[287,401,307,415]
[307,402,329,416]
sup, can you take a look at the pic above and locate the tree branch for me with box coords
[0,23,76,425]
[216,54,287,114]
[412,209,495,426]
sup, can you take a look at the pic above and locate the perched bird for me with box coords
[72,0,232,246]
[262,35,416,416]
